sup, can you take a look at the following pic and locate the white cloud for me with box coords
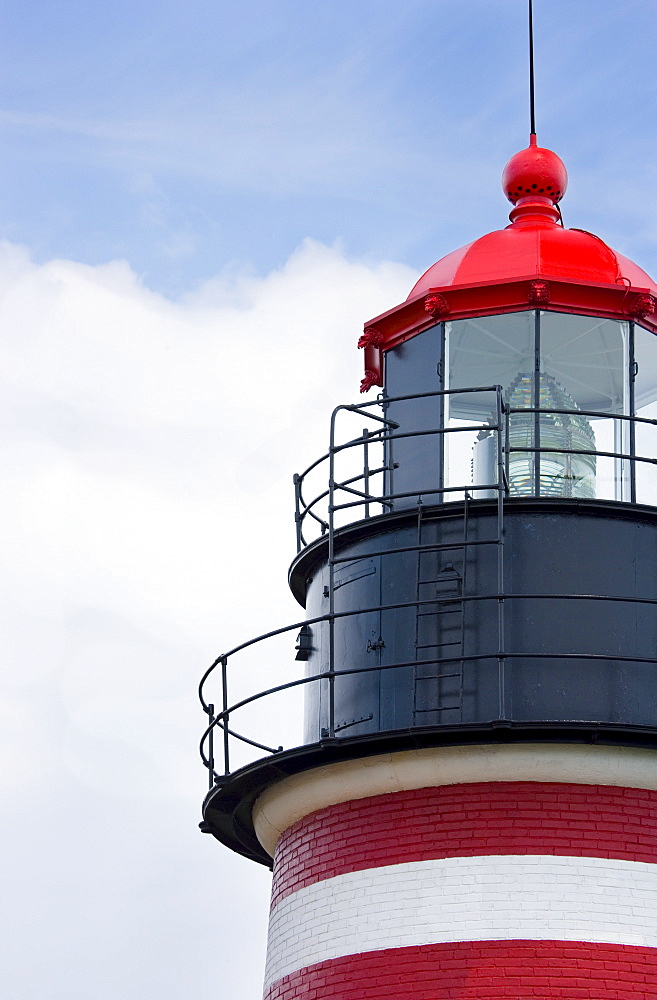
[0,238,416,998]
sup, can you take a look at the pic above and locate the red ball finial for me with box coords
[502,135,568,208]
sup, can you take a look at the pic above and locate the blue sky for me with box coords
[2,3,657,999]
[1,0,655,295]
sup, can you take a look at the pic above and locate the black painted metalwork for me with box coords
[200,398,657,782]
[200,311,657,860]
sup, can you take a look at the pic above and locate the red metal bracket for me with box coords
[528,280,550,304]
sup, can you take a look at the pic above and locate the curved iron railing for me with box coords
[201,388,657,788]
[293,391,657,550]
[199,593,657,787]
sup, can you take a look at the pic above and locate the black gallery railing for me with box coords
[200,388,657,788]
[200,599,657,789]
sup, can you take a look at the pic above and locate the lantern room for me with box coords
[361,137,657,509]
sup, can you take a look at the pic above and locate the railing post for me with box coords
[629,323,637,504]
[207,702,215,790]
[327,410,339,739]
[504,403,511,493]
[387,419,395,510]
[221,657,230,775]
[363,428,370,519]
[496,386,506,720]
[293,473,302,551]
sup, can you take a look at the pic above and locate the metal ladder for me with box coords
[412,497,470,723]
[412,478,508,725]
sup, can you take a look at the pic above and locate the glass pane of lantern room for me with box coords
[446,311,534,498]
[632,324,657,507]
[383,323,443,509]
[539,313,629,501]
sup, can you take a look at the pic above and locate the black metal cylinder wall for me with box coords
[291,501,657,743]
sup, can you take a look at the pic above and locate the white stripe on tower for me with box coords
[264,854,657,989]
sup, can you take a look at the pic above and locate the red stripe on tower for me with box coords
[264,941,657,1000]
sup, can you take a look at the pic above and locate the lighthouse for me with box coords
[200,135,657,998]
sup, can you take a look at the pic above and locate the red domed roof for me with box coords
[409,136,656,300]
[360,137,657,393]
[408,226,657,299]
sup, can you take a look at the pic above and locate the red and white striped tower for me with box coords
[201,138,657,1000]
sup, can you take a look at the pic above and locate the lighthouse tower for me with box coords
[200,137,657,999]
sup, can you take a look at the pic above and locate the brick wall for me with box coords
[272,781,657,906]
[263,781,657,997]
